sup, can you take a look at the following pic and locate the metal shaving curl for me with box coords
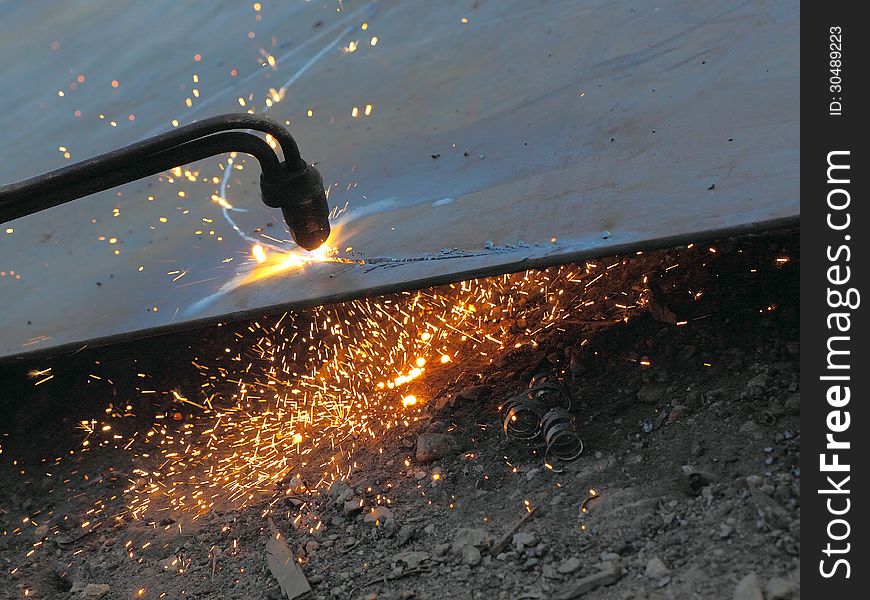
[501,373,583,463]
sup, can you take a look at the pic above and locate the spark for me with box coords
[252,244,267,263]
[26,238,714,528]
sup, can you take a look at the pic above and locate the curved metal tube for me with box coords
[0,114,330,250]
[0,114,303,223]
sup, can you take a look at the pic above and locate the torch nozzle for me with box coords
[260,163,330,251]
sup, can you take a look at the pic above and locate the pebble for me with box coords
[461,545,482,566]
[434,542,451,556]
[328,480,354,503]
[343,499,363,517]
[558,556,582,574]
[744,374,769,399]
[667,405,687,423]
[558,561,623,596]
[512,532,536,551]
[397,524,416,546]
[454,385,488,405]
[733,573,763,600]
[452,528,492,551]
[81,584,111,599]
[739,420,760,434]
[416,433,458,463]
[645,556,670,578]
[158,555,180,573]
[393,550,430,569]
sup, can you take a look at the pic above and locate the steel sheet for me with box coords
[0,0,799,361]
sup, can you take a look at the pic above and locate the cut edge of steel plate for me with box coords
[0,216,798,365]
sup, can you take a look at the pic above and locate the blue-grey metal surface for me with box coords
[0,0,799,360]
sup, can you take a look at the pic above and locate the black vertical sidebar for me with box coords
[801,4,868,598]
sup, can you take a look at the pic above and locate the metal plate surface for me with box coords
[0,0,799,361]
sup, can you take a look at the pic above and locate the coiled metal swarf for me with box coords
[500,372,583,463]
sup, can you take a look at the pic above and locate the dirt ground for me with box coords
[0,230,800,600]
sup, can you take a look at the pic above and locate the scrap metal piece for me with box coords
[502,373,583,463]
[501,379,567,440]
[265,525,311,600]
[542,407,584,462]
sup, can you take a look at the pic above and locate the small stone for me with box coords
[397,524,416,546]
[645,557,670,578]
[744,374,769,399]
[416,433,458,462]
[363,506,395,526]
[765,576,798,600]
[393,551,430,569]
[158,555,180,573]
[739,420,759,434]
[454,386,488,404]
[434,542,451,556]
[452,528,492,552]
[343,499,363,517]
[513,532,536,551]
[667,405,687,422]
[305,540,320,555]
[329,480,354,502]
[462,545,482,566]
[557,561,623,596]
[733,573,763,600]
[558,557,582,574]
[81,584,111,599]
[285,476,306,494]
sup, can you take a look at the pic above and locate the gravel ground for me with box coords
[0,229,800,600]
